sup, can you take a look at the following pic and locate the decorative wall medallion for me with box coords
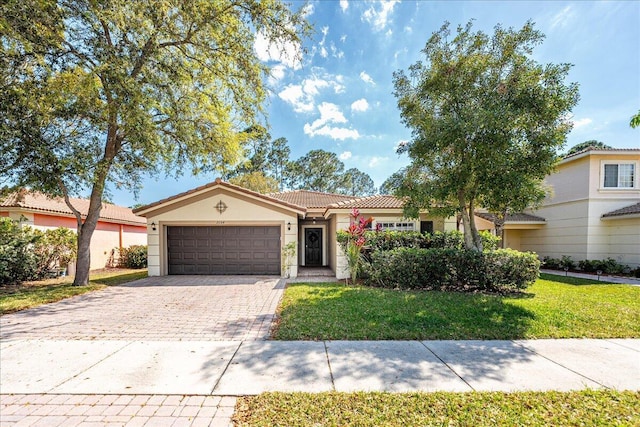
[215,200,227,214]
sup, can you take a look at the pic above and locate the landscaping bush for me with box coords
[341,229,500,252]
[365,247,539,293]
[117,245,147,269]
[0,218,39,285]
[32,227,77,277]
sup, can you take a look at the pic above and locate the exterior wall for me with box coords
[144,189,298,277]
[328,215,338,275]
[519,152,640,267]
[0,209,146,270]
[503,229,522,251]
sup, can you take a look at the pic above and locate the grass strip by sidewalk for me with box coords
[273,273,640,340]
[234,390,640,427]
[0,269,147,314]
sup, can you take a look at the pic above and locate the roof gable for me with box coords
[133,179,306,217]
[269,190,356,209]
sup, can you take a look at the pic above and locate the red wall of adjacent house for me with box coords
[0,211,9,217]
[34,213,77,228]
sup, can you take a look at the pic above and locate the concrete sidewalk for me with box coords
[540,269,640,285]
[2,339,638,396]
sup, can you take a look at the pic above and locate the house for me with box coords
[501,147,640,268]
[134,179,464,279]
[0,190,147,271]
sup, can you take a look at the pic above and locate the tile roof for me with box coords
[601,202,640,218]
[475,212,546,223]
[269,190,356,209]
[327,194,406,209]
[0,190,145,225]
[562,147,640,161]
[134,179,306,215]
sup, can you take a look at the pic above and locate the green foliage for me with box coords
[0,0,310,285]
[338,230,499,252]
[365,248,539,293]
[286,149,376,195]
[631,110,640,128]
[32,227,77,276]
[565,140,612,156]
[392,20,579,251]
[229,171,280,194]
[117,245,147,269]
[0,218,39,285]
[281,241,296,278]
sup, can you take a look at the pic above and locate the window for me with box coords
[378,222,415,231]
[603,163,636,188]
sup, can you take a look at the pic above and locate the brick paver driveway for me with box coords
[0,275,285,342]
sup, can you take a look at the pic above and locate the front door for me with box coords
[305,228,322,266]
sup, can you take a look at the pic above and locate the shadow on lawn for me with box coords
[275,283,538,340]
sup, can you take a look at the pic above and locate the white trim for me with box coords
[600,160,638,190]
[301,224,327,267]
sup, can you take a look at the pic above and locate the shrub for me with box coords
[32,227,77,277]
[357,229,500,252]
[578,258,628,275]
[118,245,147,269]
[365,247,539,293]
[0,218,39,284]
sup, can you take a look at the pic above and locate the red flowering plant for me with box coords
[344,208,373,283]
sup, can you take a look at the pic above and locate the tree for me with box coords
[392,20,579,251]
[0,0,309,285]
[287,149,346,193]
[267,137,291,191]
[341,168,377,196]
[566,140,612,156]
[631,111,640,128]
[379,171,405,195]
[229,171,280,194]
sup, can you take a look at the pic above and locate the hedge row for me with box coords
[338,230,501,252]
[117,245,147,269]
[364,247,540,293]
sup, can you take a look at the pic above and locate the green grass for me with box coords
[0,269,148,314]
[234,390,640,427]
[273,273,640,340]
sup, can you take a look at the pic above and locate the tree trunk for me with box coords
[72,123,120,286]
[469,199,483,251]
[458,191,475,250]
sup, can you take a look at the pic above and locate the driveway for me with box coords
[0,275,285,342]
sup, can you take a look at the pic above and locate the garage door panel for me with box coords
[167,226,281,275]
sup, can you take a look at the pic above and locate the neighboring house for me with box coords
[0,190,147,271]
[501,147,640,268]
[133,179,540,279]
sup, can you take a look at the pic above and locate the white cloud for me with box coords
[340,35,347,43]
[404,26,413,34]
[573,117,593,129]
[340,0,349,12]
[304,102,361,140]
[339,151,352,160]
[360,71,375,85]
[362,0,399,32]
[301,3,315,17]
[254,30,302,70]
[551,5,575,29]
[268,64,287,85]
[368,156,388,168]
[320,46,328,58]
[351,98,370,112]
[278,74,344,113]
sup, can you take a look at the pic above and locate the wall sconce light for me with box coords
[312,217,316,224]
[287,222,291,231]
[151,222,156,231]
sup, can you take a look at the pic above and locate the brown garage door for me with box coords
[167,226,281,275]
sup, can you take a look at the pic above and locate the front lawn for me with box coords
[0,268,147,314]
[234,390,640,427]
[272,273,640,340]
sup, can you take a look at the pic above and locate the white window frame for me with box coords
[377,221,416,231]
[600,161,638,189]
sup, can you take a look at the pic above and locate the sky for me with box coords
[111,0,640,208]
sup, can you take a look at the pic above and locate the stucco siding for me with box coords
[144,189,298,277]
[546,156,590,204]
